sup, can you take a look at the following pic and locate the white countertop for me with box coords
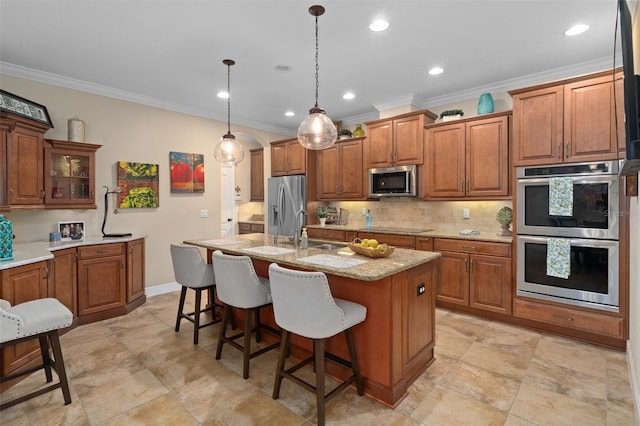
[0,234,146,270]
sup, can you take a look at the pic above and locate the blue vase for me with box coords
[0,215,13,261]
[478,93,494,114]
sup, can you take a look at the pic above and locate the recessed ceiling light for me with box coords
[217,91,229,99]
[275,64,292,72]
[564,24,589,36]
[369,19,389,32]
[343,92,355,100]
[285,111,295,117]
[428,67,444,75]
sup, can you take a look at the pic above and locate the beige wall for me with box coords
[1,75,286,287]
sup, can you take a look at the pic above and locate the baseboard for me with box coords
[628,344,640,422]
[146,282,180,297]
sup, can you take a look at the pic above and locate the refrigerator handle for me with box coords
[277,182,285,236]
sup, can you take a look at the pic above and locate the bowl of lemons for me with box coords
[348,238,395,258]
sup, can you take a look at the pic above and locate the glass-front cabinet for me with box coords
[44,139,101,208]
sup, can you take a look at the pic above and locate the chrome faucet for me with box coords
[292,209,308,247]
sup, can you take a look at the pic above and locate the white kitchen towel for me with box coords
[549,177,573,216]
[546,238,571,279]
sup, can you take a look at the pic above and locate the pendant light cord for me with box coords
[227,62,232,134]
[314,13,319,108]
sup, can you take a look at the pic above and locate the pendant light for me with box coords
[297,5,337,150]
[214,59,244,165]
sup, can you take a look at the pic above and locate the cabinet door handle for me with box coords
[557,143,562,159]
[466,179,470,192]
[460,180,464,192]
[43,266,49,279]
[129,246,134,254]
[41,189,46,199]
[464,258,468,272]
[552,314,574,322]
[74,251,79,260]
[121,260,125,268]
[565,142,570,158]
[469,259,473,272]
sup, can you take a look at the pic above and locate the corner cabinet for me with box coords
[316,137,365,200]
[126,239,145,303]
[250,148,264,201]
[364,110,437,168]
[77,243,126,319]
[0,113,50,209]
[271,138,306,176]
[434,238,512,315]
[424,112,510,199]
[44,139,101,209]
[510,70,625,166]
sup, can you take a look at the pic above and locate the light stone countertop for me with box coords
[185,233,441,282]
[0,234,146,270]
[306,224,513,244]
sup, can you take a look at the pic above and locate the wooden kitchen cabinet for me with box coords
[77,243,126,318]
[44,139,101,209]
[317,137,364,200]
[271,138,306,176]
[250,148,264,201]
[0,261,49,379]
[306,227,356,242]
[357,232,416,249]
[510,70,624,166]
[415,236,434,251]
[126,239,145,303]
[434,238,512,315]
[239,222,264,234]
[49,247,78,317]
[424,112,510,199]
[0,113,49,209]
[364,110,436,168]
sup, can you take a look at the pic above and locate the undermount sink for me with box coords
[307,241,348,251]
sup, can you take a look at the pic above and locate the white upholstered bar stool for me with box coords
[212,250,280,379]
[0,298,72,410]
[268,263,367,426]
[170,243,224,344]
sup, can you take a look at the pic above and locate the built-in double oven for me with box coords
[516,161,621,312]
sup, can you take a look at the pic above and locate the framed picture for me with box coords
[117,161,159,208]
[0,90,54,127]
[170,151,204,193]
[58,221,85,241]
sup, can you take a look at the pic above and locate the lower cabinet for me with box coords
[127,239,145,303]
[434,238,512,315]
[77,243,126,317]
[50,247,78,317]
[357,232,416,249]
[0,261,49,380]
[238,222,264,234]
[306,227,356,242]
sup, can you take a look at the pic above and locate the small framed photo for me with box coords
[58,221,85,241]
[0,89,54,127]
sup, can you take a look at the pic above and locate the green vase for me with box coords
[352,124,365,137]
[0,215,13,261]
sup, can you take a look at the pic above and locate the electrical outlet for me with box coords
[417,283,426,296]
[463,208,470,219]
[362,207,368,216]
[200,209,209,218]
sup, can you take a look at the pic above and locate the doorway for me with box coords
[220,164,236,237]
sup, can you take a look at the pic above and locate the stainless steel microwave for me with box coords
[368,165,417,197]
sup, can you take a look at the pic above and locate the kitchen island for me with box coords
[185,233,441,406]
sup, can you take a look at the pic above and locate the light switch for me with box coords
[200,209,209,218]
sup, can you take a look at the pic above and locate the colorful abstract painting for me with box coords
[170,152,204,193]
[117,161,159,208]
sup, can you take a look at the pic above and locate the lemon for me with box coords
[367,239,379,249]
[378,244,388,253]
[360,239,369,247]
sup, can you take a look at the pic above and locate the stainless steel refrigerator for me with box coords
[267,175,306,237]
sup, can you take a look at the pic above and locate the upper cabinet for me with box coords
[316,137,365,200]
[271,138,306,176]
[510,70,625,166]
[424,112,511,199]
[250,148,264,201]
[364,110,436,168]
[44,139,101,209]
[0,113,49,209]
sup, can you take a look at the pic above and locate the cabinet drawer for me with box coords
[239,223,251,232]
[357,232,415,249]
[434,238,511,257]
[78,243,125,259]
[513,298,623,338]
[307,228,347,242]
[250,223,264,233]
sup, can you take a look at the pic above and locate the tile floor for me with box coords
[1,291,637,425]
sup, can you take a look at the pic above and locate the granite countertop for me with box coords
[185,233,440,282]
[0,234,146,270]
[238,220,265,225]
[306,224,513,244]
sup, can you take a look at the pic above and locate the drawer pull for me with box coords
[97,249,108,254]
[462,245,477,251]
[552,314,574,322]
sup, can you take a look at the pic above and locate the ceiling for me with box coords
[0,0,624,136]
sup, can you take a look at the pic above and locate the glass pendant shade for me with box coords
[297,106,337,150]
[214,133,244,165]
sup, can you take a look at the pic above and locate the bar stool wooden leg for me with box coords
[49,331,71,405]
[175,286,187,332]
[193,288,202,344]
[242,310,252,379]
[254,309,262,343]
[38,335,53,383]
[216,305,232,360]
[273,330,290,399]
[315,339,326,426]
[345,328,364,395]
